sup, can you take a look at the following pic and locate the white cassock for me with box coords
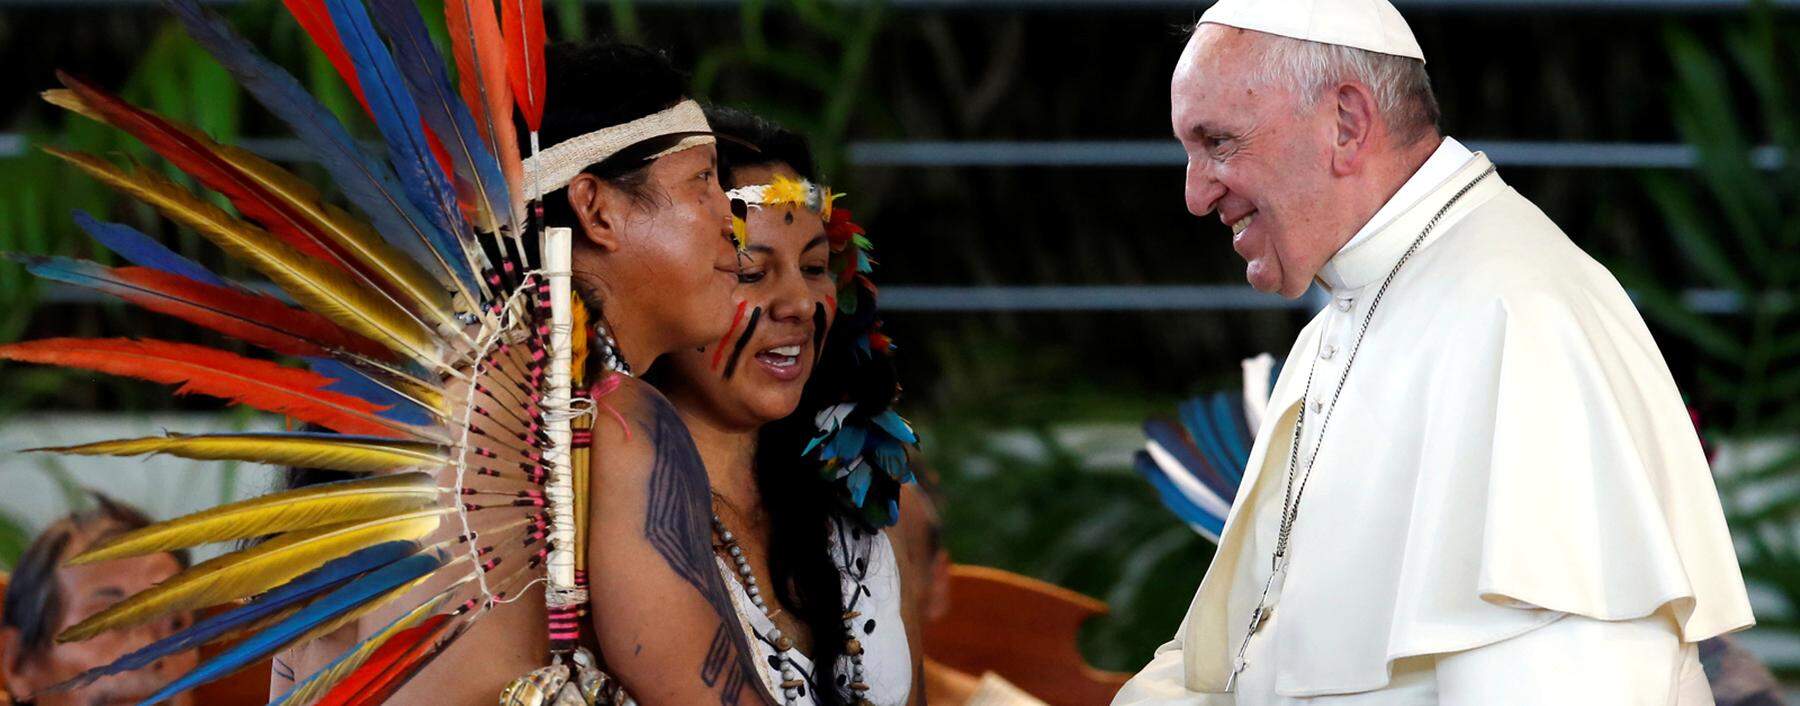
[1114,138,1755,705]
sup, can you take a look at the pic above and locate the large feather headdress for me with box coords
[0,0,692,702]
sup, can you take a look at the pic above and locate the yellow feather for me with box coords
[41,89,103,123]
[281,583,457,706]
[58,508,448,642]
[209,141,470,333]
[44,148,441,368]
[42,87,472,334]
[34,434,449,476]
[65,472,441,566]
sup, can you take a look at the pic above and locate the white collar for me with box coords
[1337,136,1474,254]
[1314,148,1501,293]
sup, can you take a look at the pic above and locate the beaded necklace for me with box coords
[712,514,873,706]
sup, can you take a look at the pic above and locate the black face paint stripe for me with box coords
[721,307,763,380]
[812,303,827,364]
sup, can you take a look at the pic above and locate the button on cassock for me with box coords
[1335,297,1354,312]
[1321,344,1338,360]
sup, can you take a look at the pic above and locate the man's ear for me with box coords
[1331,81,1381,176]
[568,173,624,253]
[1,626,42,700]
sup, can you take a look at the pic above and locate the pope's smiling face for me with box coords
[1172,25,1345,299]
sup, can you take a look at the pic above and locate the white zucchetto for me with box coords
[1198,0,1426,62]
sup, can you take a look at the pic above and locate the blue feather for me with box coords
[846,463,873,506]
[307,357,435,425]
[870,409,917,445]
[72,210,230,288]
[872,440,909,482]
[1144,419,1234,501]
[63,541,416,690]
[365,0,512,229]
[1210,392,1251,468]
[139,550,444,706]
[1180,396,1242,485]
[322,0,467,253]
[1135,451,1224,540]
[825,424,867,463]
[162,0,480,298]
[268,580,450,706]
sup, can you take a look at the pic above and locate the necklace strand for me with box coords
[711,514,872,705]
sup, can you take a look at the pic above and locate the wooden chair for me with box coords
[923,565,1130,706]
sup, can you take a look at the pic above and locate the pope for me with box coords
[1115,0,1754,703]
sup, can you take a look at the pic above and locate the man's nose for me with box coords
[1185,160,1225,217]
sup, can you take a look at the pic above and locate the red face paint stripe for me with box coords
[711,300,749,370]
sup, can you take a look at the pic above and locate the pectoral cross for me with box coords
[1225,553,1286,693]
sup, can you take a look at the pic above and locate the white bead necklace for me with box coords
[711,514,872,706]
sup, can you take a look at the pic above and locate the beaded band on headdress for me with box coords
[521,99,715,200]
[725,175,837,219]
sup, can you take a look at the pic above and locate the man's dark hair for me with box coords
[703,105,819,186]
[3,494,185,670]
[529,40,694,227]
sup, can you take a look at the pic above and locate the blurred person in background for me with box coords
[1118,0,1753,702]
[891,479,1045,706]
[0,494,196,706]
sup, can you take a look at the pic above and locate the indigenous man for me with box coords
[0,496,198,706]
[1115,0,1754,703]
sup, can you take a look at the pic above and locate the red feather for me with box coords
[276,0,458,182]
[315,614,453,706]
[499,0,546,132]
[0,338,411,438]
[281,0,370,110]
[107,267,398,361]
[446,0,525,210]
[59,73,348,269]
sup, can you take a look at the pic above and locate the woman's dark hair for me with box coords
[531,40,692,230]
[705,105,818,186]
[707,105,902,706]
[3,493,184,674]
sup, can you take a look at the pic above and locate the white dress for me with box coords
[718,516,913,706]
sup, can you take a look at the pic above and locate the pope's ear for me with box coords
[1331,80,1381,176]
[568,173,625,253]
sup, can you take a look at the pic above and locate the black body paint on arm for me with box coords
[720,307,763,380]
[642,398,773,706]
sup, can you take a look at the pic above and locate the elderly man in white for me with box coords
[1114,0,1756,704]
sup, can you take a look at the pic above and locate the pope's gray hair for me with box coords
[1231,28,1442,145]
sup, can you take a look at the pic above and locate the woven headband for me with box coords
[521,99,715,199]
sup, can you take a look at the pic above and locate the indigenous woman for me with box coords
[273,40,766,706]
[649,107,920,706]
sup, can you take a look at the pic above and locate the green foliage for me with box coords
[688,0,888,181]
[1638,3,1800,652]
[917,332,1209,671]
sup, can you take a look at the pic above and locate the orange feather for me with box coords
[315,614,453,706]
[0,338,415,439]
[500,0,546,132]
[107,267,398,361]
[281,0,369,109]
[445,0,525,213]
